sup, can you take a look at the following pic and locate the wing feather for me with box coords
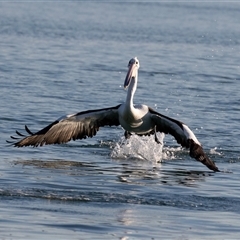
[149,108,189,147]
[149,108,219,172]
[8,105,121,147]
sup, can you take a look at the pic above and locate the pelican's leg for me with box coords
[124,131,132,139]
[154,126,161,144]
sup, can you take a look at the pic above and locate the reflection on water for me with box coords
[9,156,212,203]
[15,159,97,169]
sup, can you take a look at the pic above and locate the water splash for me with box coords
[110,133,165,163]
[210,147,223,156]
[162,146,183,160]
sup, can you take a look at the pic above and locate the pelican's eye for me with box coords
[136,61,138,64]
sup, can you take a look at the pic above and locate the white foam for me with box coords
[110,133,165,163]
[209,147,222,156]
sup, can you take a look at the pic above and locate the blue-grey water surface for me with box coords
[1,2,240,239]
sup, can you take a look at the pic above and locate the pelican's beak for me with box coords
[124,63,137,89]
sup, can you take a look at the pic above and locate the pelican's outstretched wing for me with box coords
[7,105,121,147]
[149,108,219,172]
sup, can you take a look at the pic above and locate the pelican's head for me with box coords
[124,57,140,89]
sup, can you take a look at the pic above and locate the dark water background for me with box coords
[1,2,240,239]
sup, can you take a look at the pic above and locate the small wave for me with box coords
[0,188,91,202]
[2,188,239,212]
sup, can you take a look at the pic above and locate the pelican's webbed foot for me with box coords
[154,125,161,144]
[124,131,132,139]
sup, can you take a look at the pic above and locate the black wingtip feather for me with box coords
[25,125,34,135]
[10,136,20,140]
[16,130,26,137]
[189,139,219,172]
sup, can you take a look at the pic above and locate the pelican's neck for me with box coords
[125,73,138,110]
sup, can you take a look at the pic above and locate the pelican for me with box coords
[7,57,219,172]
